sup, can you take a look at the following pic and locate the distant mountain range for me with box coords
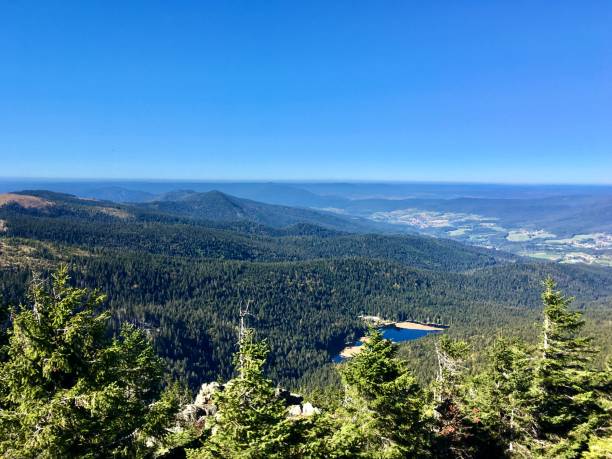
[138,190,376,231]
[2,180,612,265]
[3,180,612,204]
[0,180,344,207]
[0,189,386,235]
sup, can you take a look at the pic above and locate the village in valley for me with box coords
[370,208,612,266]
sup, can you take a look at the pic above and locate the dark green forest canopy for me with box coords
[1,272,609,458]
[1,192,612,389]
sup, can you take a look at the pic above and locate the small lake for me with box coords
[332,325,442,363]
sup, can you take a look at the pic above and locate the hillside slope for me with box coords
[141,189,375,231]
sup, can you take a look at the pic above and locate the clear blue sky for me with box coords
[1,1,611,183]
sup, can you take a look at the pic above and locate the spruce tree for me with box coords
[187,328,292,458]
[468,338,536,457]
[535,278,609,458]
[431,335,478,458]
[0,266,179,457]
[331,328,430,458]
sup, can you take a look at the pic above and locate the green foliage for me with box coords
[0,266,179,458]
[430,335,483,458]
[329,328,431,458]
[467,338,537,457]
[187,328,294,458]
[0,270,611,458]
[446,279,612,459]
[583,433,612,459]
[534,278,611,458]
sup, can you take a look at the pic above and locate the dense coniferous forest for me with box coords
[1,191,611,457]
[0,268,610,457]
[1,191,612,391]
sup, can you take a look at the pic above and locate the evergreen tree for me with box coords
[535,278,610,458]
[0,266,179,458]
[467,338,536,457]
[431,335,478,458]
[187,328,293,458]
[330,328,430,458]
[582,362,611,459]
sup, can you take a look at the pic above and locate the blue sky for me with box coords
[1,1,611,183]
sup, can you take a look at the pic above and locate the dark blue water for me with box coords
[333,326,441,362]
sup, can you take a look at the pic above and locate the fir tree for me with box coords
[431,335,478,458]
[0,266,179,458]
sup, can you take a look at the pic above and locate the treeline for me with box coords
[0,268,610,458]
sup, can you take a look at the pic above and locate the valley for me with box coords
[367,207,612,266]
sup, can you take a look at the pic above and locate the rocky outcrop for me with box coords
[287,401,321,417]
[178,381,320,426]
[178,382,224,425]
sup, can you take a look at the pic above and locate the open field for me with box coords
[506,229,556,242]
[366,207,612,267]
[448,228,468,237]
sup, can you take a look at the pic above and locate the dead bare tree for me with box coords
[237,299,253,377]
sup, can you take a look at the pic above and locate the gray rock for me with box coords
[287,402,321,417]
[194,382,222,407]
[301,402,321,416]
[287,404,303,417]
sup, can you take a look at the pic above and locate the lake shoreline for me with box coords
[335,320,447,361]
[394,321,446,331]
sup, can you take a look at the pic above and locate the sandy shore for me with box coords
[339,336,369,358]
[337,321,446,359]
[395,321,445,331]
[339,345,362,358]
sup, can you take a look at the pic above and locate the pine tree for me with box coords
[535,278,609,458]
[0,266,179,457]
[330,327,430,458]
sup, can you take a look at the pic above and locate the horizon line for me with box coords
[1,176,612,187]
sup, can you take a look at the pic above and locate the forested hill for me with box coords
[141,189,358,229]
[3,188,381,233]
[0,190,510,269]
[1,190,611,390]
